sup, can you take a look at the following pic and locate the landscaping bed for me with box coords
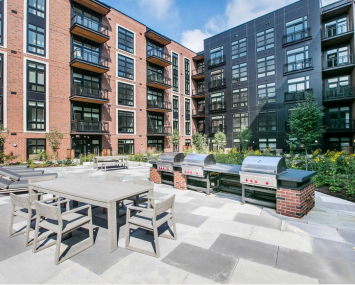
[316,185,355,203]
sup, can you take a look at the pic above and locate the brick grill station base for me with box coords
[174,171,187,190]
[150,168,162,184]
[276,182,315,218]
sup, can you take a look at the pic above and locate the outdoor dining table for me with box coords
[28,177,153,253]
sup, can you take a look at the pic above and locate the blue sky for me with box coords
[102,0,340,52]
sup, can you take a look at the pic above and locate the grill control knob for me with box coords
[184,170,187,173]
[255,180,258,183]
[196,172,199,175]
[167,168,170,171]
[190,171,193,174]
[250,180,253,182]
[245,179,248,182]
[266,182,269,185]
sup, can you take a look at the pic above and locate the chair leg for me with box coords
[125,223,130,248]
[54,232,62,265]
[9,206,15,238]
[32,217,40,253]
[153,226,160,258]
[24,215,32,247]
[172,215,177,240]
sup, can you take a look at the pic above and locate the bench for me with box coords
[93,156,129,171]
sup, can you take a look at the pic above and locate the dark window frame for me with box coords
[258,82,276,104]
[231,38,247,59]
[118,54,134,80]
[28,0,46,19]
[27,100,45,131]
[117,110,134,133]
[27,23,45,56]
[118,139,134,154]
[27,61,45,92]
[256,28,274,52]
[26,138,46,159]
[232,88,248,107]
[117,81,134,106]
[233,113,249,133]
[232,63,247,83]
[258,110,277,131]
[118,26,134,54]
[257,55,275,78]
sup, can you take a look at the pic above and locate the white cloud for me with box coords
[181,29,213,52]
[137,0,176,20]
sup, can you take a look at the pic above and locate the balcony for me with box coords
[208,78,226,91]
[209,125,226,135]
[322,54,355,76]
[193,52,204,61]
[208,55,226,69]
[146,74,171,90]
[191,66,205,80]
[72,0,110,15]
[209,102,227,113]
[193,127,205,135]
[283,58,313,75]
[192,86,205,98]
[70,49,109,74]
[70,14,109,44]
[146,49,171,68]
[322,22,354,48]
[146,100,172,113]
[145,30,171,46]
[325,119,355,132]
[71,120,109,134]
[283,28,312,47]
[323,86,355,103]
[284,89,313,103]
[70,84,109,104]
[192,107,205,118]
[147,126,172,136]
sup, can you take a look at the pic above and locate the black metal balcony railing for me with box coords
[192,86,205,96]
[284,58,312,74]
[323,86,355,101]
[192,107,205,116]
[147,73,171,86]
[323,21,353,39]
[193,127,205,134]
[324,54,354,69]
[209,102,226,112]
[147,100,171,110]
[326,119,355,131]
[71,120,109,133]
[208,55,226,68]
[192,66,205,76]
[283,28,311,46]
[147,48,171,62]
[209,125,226,134]
[208,78,226,90]
[147,126,172,134]
[71,84,108,100]
[71,48,109,67]
[285,89,313,102]
[71,14,109,36]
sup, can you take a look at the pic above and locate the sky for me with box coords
[103,0,342,52]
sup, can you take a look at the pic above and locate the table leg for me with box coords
[73,201,78,208]
[107,201,118,252]
[135,195,139,206]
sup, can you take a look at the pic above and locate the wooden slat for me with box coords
[193,54,204,61]
[70,96,107,104]
[73,0,110,15]
[146,82,171,90]
[145,31,171,45]
[192,94,205,99]
[70,60,108,74]
[192,74,205,80]
[146,57,171,67]
[71,25,109,44]
[146,108,170,113]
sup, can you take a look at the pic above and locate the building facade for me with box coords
[1,0,196,161]
[201,0,355,152]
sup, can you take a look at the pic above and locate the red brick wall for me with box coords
[150,167,162,184]
[173,171,187,190]
[276,182,315,218]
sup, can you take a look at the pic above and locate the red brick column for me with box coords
[276,182,315,218]
[174,171,187,190]
[150,167,162,184]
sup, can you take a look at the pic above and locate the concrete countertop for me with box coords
[277,169,316,182]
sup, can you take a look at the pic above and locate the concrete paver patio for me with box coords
[0,164,355,284]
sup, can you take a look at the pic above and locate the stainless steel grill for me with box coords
[157,152,184,173]
[239,156,287,189]
[181,154,216,177]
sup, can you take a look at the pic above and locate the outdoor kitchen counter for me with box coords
[277,169,316,182]
[204,163,242,175]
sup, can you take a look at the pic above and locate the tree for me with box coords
[214,131,226,151]
[192,132,207,153]
[238,127,252,152]
[45,129,64,159]
[286,93,325,170]
[168,129,180,152]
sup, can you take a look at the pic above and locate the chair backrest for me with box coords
[106,176,123,183]
[133,179,154,195]
[10,193,31,209]
[154,194,175,216]
[34,200,61,221]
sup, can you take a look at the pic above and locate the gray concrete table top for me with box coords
[277,169,316,182]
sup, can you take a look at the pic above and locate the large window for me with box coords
[233,113,248,132]
[147,138,163,152]
[326,46,349,68]
[29,0,45,18]
[259,138,277,150]
[257,55,275,78]
[210,46,223,65]
[173,95,179,130]
[233,88,248,107]
[27,101,45,130]
[232,63,247,83]
[329,137,350,151]
[147,87,163,104]
[258,83,276,104]
[324,17,349,38]
[28,24,45,56]
[287,76,310,93]
[211,92,225,109]
[211,69,224,82]
[118,54,134,80]
[256,28,274,52]
[328,107,350,129]
[0,54,3,125]
[117,82,134,106]
[28,61,45,92]
[231,38,247,59]
[258,110,276,131]
[73,39,100,65]
[172,52,178,70]
[185,98,190,135]
[172,52,179,92]
[185,58,190,95]
[326,75,349,89]
[117,111,134,133]
[286,46,310,72]
[173,96,179,113]
[173,75,178,92]
[27,139,45,158]
[118,27,134,54]
[211,116,225,133]
[285,16,308,42]
[118,139,134,154]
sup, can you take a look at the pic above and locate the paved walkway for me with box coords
[0,164,354,284]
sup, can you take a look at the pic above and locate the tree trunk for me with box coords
[305,148,308,171]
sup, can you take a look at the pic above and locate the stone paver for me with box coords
[199,218,254,239]
[337,228,355,245]
[233,211,282,230]
[192,206,238,220]
[182,273,216,284]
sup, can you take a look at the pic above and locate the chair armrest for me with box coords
[62,205,90,216]
[126,205,154,214]
[40,196,60,203]
[51,199,70,207]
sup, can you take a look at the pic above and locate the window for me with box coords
[259,138,277,150]
[287,76,310,93]
[256,28,274,52]
[185,79,190,95]
[231,38,247,59]
[233,88,248,108]
[173,95,179,131]
[185,98,190,135]
[232,63,247,83]
[286,46,310,72]
[118,54,134,80]
[27,139,45,158]
[118,139,134,154]
[173,96,179,113]
[328,107,350,129]
[211,92,225,110]
[172,52,179,92]
[73,73,100,97]
[259,111,276,131]
[185,139,191,146]
[329,137,350,151]
[185,58,190,76]
[0,54,3,125]
[172,52,178,70]
[185,58,190,95]
[147,138,163,152]
[147,87,163,104]
[233,139,241,150]
[147,63,163,83]
[326,46,349,68]
[73,7,99,32]
[173,75,178,92]
[233,113,248,132]
[185,99,190,115]
[257,55,275,78]
[211,116,225,133]
[258,83,276,104]
[324,17,349,38]
[326,76,349,89]
[117,111,134,133]
[173,118,179,130]
[197,119,205,133]
[28,61,45,92]
[28,24,45,56]
[29,0,45,18]
[27,100,45,130]
[118,27,134,53]
[210,46,223,65]
[117,82,134,106]
[285,16,308,43]
[211,69,224,82]
[0,13,2,45]
[73,39,100,65]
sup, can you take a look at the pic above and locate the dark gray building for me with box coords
[191,0,355,153]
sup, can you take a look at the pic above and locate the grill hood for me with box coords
[158,152,185,163]
[183,154,216,167]
[241,156,287,175]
